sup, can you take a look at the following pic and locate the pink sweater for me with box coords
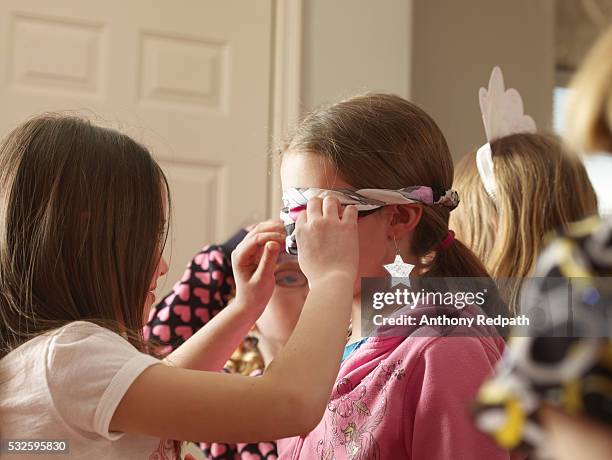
[278,306,509,460]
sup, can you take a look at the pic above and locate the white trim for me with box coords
[268,0,303,218]
[476,142,497,200]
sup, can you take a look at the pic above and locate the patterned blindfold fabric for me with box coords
[279,186,460,255]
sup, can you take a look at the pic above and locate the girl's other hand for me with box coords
[295,196,358,286]
[231,220,285,314]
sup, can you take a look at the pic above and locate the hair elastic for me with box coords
[435,230,455,251]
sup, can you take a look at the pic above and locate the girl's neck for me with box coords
[348,297,363,344]
[254,299,363,362]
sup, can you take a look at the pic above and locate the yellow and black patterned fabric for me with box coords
[473,216,612,456]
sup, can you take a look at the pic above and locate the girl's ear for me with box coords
[387,204,423,239]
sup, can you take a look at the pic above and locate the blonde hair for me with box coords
[282,93,489,279]
[565,26,612,153]
[451,133,598,312]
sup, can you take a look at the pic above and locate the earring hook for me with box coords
[393,235,401,255]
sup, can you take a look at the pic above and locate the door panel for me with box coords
[0,0,273,298]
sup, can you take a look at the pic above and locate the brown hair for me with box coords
[565,26,612,153]
[0,113,170,358]
[281,93,489,278]
[451,133,598,312]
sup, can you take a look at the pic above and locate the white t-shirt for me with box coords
[0,321,176,459]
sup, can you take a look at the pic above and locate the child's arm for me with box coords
[164,221,286,371]
[111,197,358,442]
[145,229,246,351]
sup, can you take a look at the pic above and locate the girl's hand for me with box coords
[231,220,285,315]
[295,196,359,286]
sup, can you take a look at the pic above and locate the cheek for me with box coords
[257,288,306,327]
[270,287,308,309]
[356,219,392,278]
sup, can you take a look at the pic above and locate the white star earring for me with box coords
[383,235,415,287]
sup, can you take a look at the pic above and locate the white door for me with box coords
[0,0,273,294]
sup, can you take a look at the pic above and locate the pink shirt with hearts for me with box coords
[145,229,278,460]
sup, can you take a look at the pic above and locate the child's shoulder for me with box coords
[44,320,158,393]
[48,321,140,356]
[1,321,113,363]
[388,334,504,373]
[421,335,503,363]
[33,321,115,352]
[51,320,116,340]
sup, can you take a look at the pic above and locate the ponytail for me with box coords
[410,202,489,278]
[423,238,489,278]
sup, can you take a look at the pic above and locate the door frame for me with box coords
[268,0,303,218]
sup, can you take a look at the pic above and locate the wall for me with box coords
[300,0,411,111]
[409,0,555,159]
[299,0,555,161]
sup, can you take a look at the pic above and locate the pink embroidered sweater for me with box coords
[278,305,509,460]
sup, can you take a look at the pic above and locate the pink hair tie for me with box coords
[435,230,455,251]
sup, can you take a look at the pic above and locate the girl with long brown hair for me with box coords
[0,113,359,459]
[276,93,509,459]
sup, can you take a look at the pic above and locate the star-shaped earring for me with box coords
[384,236,414,287]
[384,254,414,287]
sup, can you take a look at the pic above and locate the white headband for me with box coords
[477,66,537,199]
